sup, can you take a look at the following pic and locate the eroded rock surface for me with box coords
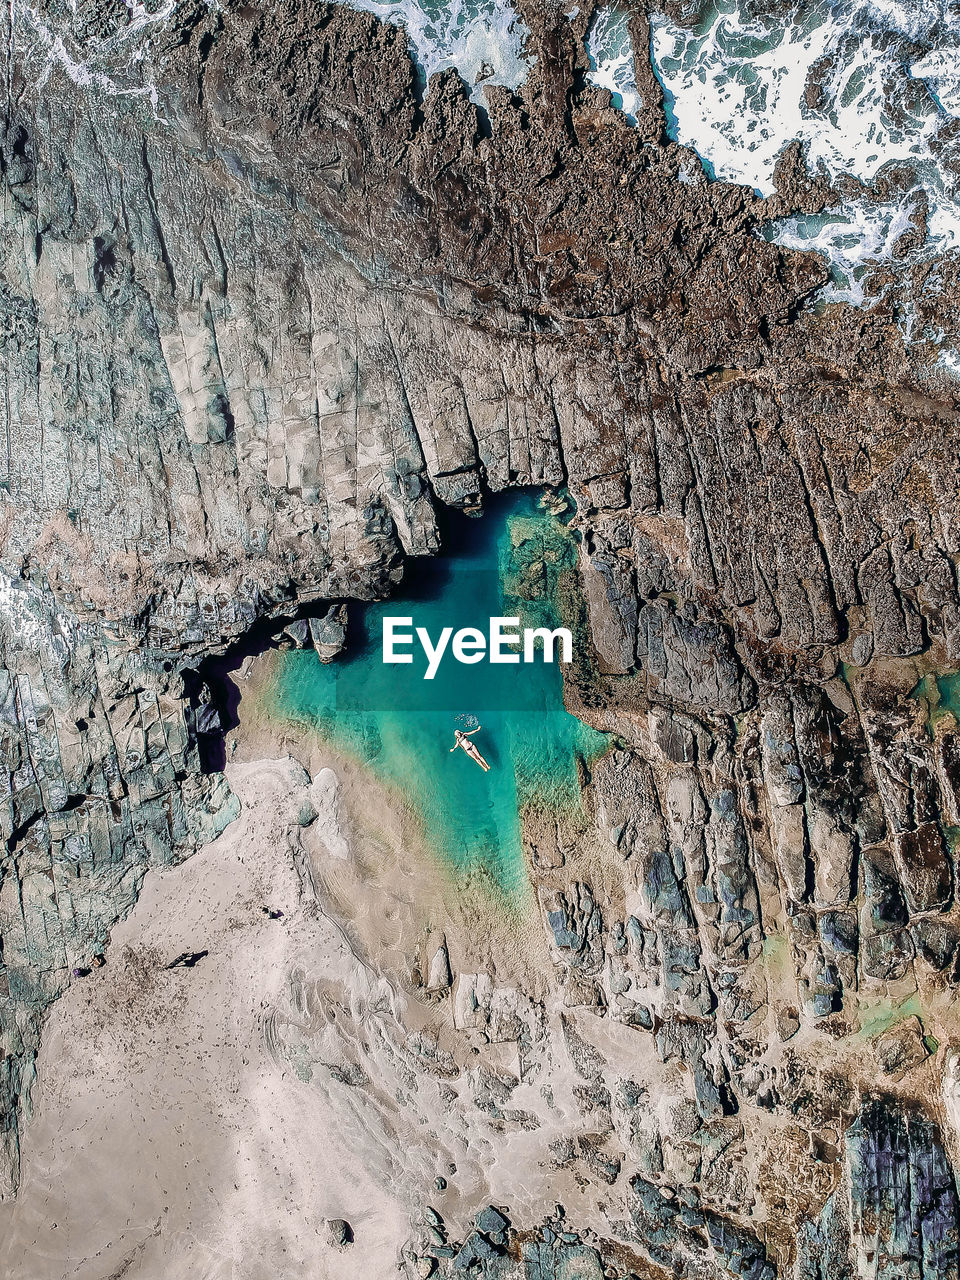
[2,1,960,1276]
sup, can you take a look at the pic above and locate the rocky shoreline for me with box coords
[3,1,960,1275]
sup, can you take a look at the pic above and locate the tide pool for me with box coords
[913,668,960,734]
[269,491,609,897]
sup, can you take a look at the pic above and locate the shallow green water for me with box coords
[912,670,960,733]
[855,993,923,1042]
[269,491,609,896]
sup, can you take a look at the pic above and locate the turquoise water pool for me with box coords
[912,669,960,733]
[269,491,609,896]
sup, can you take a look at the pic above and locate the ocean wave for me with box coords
[340,0,534,104]
[649,0,960,305]
[585,5,641,122]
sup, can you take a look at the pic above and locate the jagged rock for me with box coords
[859,847,915,981]
[283,619,310,648]
[636,600,755,714]
[776,1006,800,1041]
[452,1231,497,1269]
[326,1218,354,1249]
[581,532,637,674]
[544,883,603,972]
[626,1172,776,1279]
[521,1240,603,1280]
[913,917,960,971]
[0,573,237,1194]
[475,1206,510,1235]
[846,1099,960,1279]
[876,1018,932,1081]
[647,706,697,764]
[309,604,349,662]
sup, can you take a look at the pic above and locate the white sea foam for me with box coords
[765,195,927,304]
[862,0,960,40]
[911,48,960,115]
[647,0,960,307]
[585,5,640,122]
[342,0,534,104]
[649,3,944,195]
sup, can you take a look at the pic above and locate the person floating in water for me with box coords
[451,724,490,771]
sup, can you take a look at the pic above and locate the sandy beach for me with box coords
[0,660,622,1278]
[0,756,416,1279]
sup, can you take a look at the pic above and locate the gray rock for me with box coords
[846,1099,960,1280]
[283,619,310,648]
[475,1206,510,1235]
[326,1218,353,1249]
[309,604,349,662]
[452,1231,497,1269]
[876,1018,932,1081]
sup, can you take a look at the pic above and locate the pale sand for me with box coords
[0,748,636,1279]
[0,758,412,1280]
[0,658,887,1277]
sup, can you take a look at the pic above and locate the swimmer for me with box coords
[450,724,490,771]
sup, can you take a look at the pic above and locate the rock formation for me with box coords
[3,0,960,1276]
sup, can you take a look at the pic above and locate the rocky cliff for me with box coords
[3,1,960,1276]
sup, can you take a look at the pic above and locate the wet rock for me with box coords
[475,1206,510,1235]
[627,1173,775,1279]
[283,619,310,648]
[452,1231,497,1269]
[912,917,959,971]
[521,1240,604,1280]
[846,1098,960,1280]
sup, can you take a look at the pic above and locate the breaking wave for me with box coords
[585,5,641,122]
[649,0,960,301]
[340,0,534,103]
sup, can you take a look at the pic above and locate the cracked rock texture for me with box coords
[3,0,960,1276]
